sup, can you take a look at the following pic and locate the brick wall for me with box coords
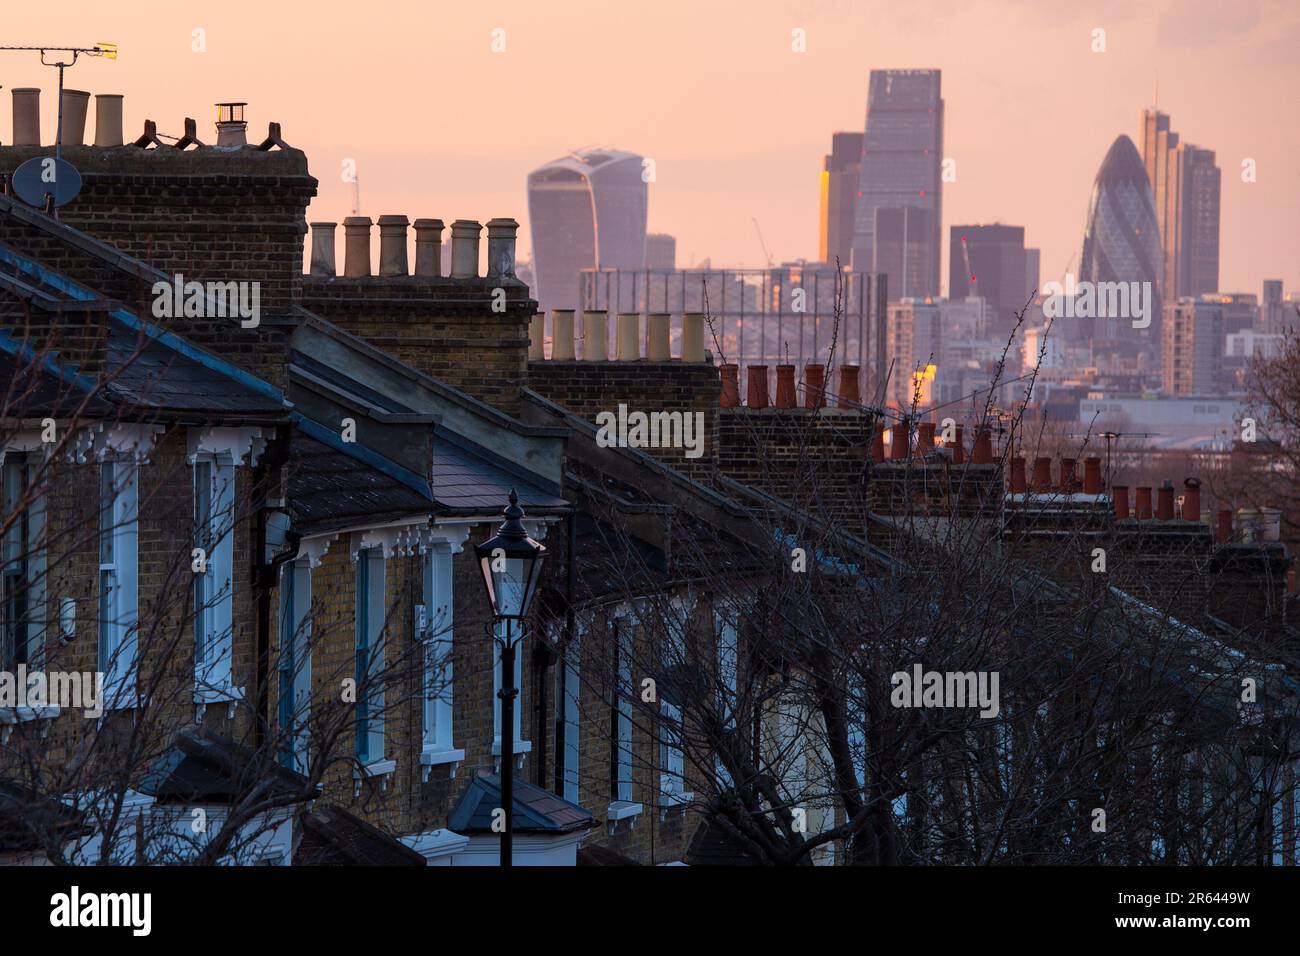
[303,279,533,417]
[528,360,721,481]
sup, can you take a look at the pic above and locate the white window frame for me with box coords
[98,458,138,706]
[355,547,387,768]
[611,617,635,806]
[559,629,582,804]
[2,450,47,671]
[193,453,235,698]
[420,544,463,779]
[278,558,312,774]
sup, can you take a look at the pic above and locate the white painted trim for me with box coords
[400,828,471,864]
[419,746,465,782]
[186,426,268,468]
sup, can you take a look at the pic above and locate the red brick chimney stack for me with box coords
[1216,508,1233,543]
[1135,486,1153,520]
[890,419,910,460]
[774,365,797,408]
[1156,480,1175,521]
[720,364,741,408]
[1113,485,1130,519]
[1031,457,1052,493]
[1182,478,1202,522]
[972,426,993,465]
[1009,456,1027,493]
[1083,457,1102,494]
[803,364,826,409]
[952,426,965,464]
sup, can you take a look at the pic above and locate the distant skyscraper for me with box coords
[851,70,943,298]
[646,233,676,270]
[819,131,863,270]
[1262,279,1284,334]
[949,224,1027,335]
[1140,110,1220,298]
[1024,247,1041,302]
[1079,134,1163,348]
[527,149,648,311]
[1162,297,1223,395]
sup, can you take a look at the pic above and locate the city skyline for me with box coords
[0,1,1296,297]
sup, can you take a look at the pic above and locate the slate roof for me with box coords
[288,414,434,537]
[448,769,594,834]
[294,804,427,866]
[137,729,317,806]
[0,780,90,853]
[431,428,569,515]
[685,816,767,866]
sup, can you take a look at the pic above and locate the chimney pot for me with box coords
[746,366,769,408]
[972,426,993,465]
[681,313,705,361]
[1135,486,1153,520]
[59,89,90,146]
[342,216,373,277]
[1083,457,1102,495]
[1182,477,1202,522]
[309,222,338,277]
[1156,480,1175,520]
[1009,456,1027,494]
[583,310,609,361]
[646,313,671,361]
[93,93,124,147]
[1059,457,1077,493]
[1031,457,1052,493]
[720,364,741,407]
[449,220,482,278]
[951,425,965,464]
[1216,508,1232,544]
[486,217,519,279]
[916,421,936,456]
[528,313,545,361]
[12,89,40,146]
[803,364,826,409]
[377,214,410,277]
[837,365,861,407]
[890,419,911,460]
[413,219,444,277]
[616,313,640,360]
[774,365,797,408]
[1112,485,1130,519]
[214,102,248,146]
[551,310,576,360]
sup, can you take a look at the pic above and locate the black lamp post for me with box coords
[475,490,547,867]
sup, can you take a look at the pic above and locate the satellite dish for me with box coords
[12,156,83,208]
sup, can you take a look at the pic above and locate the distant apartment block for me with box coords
[949,224,1027,337]
[645,233,676,270]
[851,69,943,298]
[1162,297,1224,395]
[1024,247,1040,302]
[1140,110,1221,299]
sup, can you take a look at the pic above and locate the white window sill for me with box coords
[491,738,532,772]
[607,800,643,834]
[0,706,61,743]
[419,746,465,782]
[353,757,397,795]
[99,684,138,714]
[658,790,694,819]
[194,684,244,722]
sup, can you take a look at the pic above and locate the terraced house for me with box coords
[2,88,1299,869]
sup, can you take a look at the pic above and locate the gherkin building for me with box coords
[1078,134,1164,345]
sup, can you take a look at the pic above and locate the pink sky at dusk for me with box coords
[4,0,1298,295]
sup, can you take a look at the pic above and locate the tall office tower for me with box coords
[646,233,677,270]
[948,224,1027,336]
[874,207,935,301]
[1162,297,1224,395]
[1140,110,1221,298]
[1180,145,1220,295]
[1262,279,1284,334]
[819,131,864,269]
[1079,135,1164,348]
[527,149,648,311]
[851,69,943,298]
[1024,247,1041,302]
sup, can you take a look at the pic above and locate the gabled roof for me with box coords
[448,769,593,834]
[431,428,569,515]
[294,804,427,866]
[137,729,316,806]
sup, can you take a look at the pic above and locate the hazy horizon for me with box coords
[4,0,1297,295]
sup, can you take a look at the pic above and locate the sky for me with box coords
[4,0,1298,295]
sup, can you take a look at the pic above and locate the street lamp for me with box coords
[475,490,547,867]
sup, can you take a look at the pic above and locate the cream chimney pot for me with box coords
[413,219,444,277]
[93,94,124,147]
[450,220,482,278]
[309,222,338,277]
[552,310,576,360]
[616,313,640,361]
[486,218,519,279]
[12,89,40,146]
[681,313,705,362]
[583,310,609,361]
[646,313,671,361]
[59,89,90,146]
[528,313,545,361]
[377,215,410,277]
[343,216,373,278]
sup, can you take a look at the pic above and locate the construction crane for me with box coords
[752,217,774,268]
[350,176,362,216]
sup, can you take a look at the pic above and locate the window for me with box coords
[2,452,46,671]
[420,545,462,775]
[492,621,529,757]
[278,559,311,773]
[354,548,386,765]
[556,621,582,803]
[660,699,685,798]
[193,456,235,694]
[98,460,138,701]
[715,609,738,788]
[610,618,633,804]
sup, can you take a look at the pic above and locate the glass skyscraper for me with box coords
[527,149,648,312]
[851,69,943,299]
